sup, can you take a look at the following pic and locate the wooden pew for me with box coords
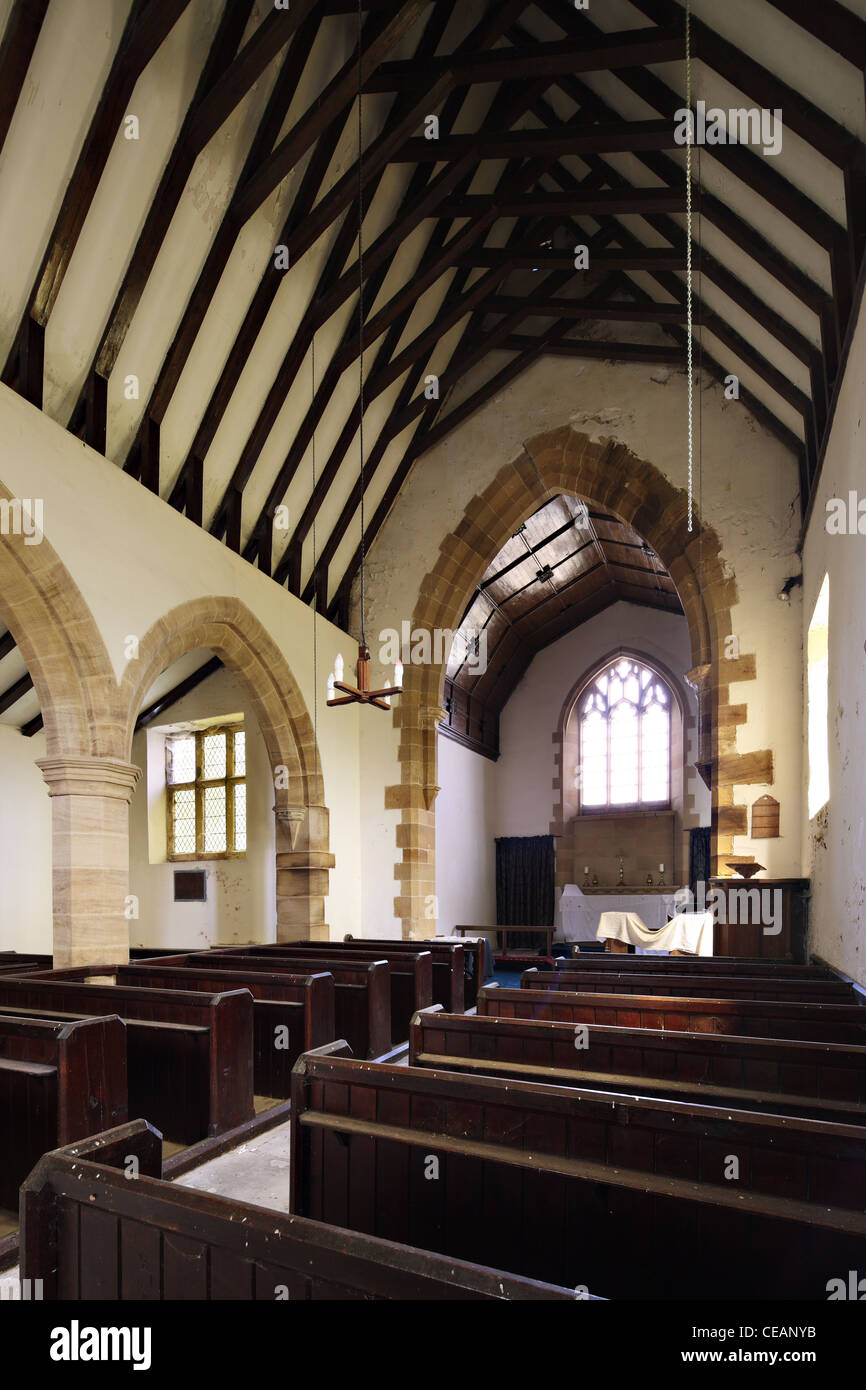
[341,937,471,1011]
[0,976,253,1142]
[0,1014,127,1211]
[176,952,391,1060]
[20,1119,580,1301]
[409,1005,866,1126]
[117,964,334,1098]
[558,955,835,979]
[522,965,859,1004]
[204,945,431,1046]
[290,1046,866,1301]
[479,984,866,1044]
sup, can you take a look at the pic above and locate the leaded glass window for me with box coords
[579,658,671,809]
[166,725,246,859]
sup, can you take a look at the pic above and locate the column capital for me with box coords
[37,756,141,802]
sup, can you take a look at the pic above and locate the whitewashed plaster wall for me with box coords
[0,385,363,943]
[359,356,805,931]
[435,732,498,934]
[801,291,866,985]
[0,724,52,952]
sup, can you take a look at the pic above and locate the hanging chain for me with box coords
[685,0,694,534]
[311,332,320,800]
[357,0,367,646]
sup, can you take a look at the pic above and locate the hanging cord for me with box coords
[311,332,320,802]
[356,0,367,646]
[697,143,705,747]
[685,0,694,534]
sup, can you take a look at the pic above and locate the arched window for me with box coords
[579,656,671,809]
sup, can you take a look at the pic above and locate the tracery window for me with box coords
[579,657,671,809]
[166,725,246,860]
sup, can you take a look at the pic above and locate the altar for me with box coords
[558,884,679,942]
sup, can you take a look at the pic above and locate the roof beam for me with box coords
[762,0,866,64]
[395,119,678,162]
[628,0,865,168]
[485,296,686,325]
[3,0,192,361]
[437,188,687,219]
[0,673,32,716]
[229,0,433,228]
[0,0,49,155]
[459,247,686,272]
[365,27,683,90]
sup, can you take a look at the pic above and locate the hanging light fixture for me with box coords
[328,0,402,712]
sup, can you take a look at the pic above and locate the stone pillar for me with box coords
[274,803,334,943]
[393,702,445,939]
[37,756,141,967]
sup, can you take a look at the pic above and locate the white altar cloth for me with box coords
[559,885,679,941]
[596,910,714,955]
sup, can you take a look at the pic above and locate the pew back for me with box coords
[0,976,253,1140]
[480,985,866,1043]
[20,1120,578,1301]
[291,1048,866,1300]
[117,964,334,1097]
[176,953,391,1058]
[0,1013,127,1210]
[409,1006,866,1125]
[522,966,858,1004]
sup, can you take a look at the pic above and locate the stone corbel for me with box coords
[683,663,712,695]
[274,805,306,849]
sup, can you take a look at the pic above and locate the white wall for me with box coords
[0,725,52,953]
[801,291,866,984]
[435,733,497,933]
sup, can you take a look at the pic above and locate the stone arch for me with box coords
[0,482,118,757]
[120,598,333,939]
[390,428,758,936]
[0,482,139,964]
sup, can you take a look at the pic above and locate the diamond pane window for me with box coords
[168,735,195,785]
[166,723,246,860]
[234,782,247,852]
[171,788,196,854]
[203,733,226,781]
[204,785,227,852]
[579,658,671,809]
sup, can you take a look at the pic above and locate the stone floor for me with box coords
[173,1117,293,1213]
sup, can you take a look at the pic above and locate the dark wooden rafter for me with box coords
[303,210,624,606]
[210,17,554,553]
[1,0,194,401]
[0,0,48,155]
[537,144,819,460]
[534,0,853,349]
[3,0,863,657]
[70,0,305,444]
[123,1,431,485]
[201,3,471,547]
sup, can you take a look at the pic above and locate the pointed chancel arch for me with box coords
[120,598,333,940]
[390,427,771,936]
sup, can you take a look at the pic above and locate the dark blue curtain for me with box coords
[495,835,555,941]
[689,826,711,899]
